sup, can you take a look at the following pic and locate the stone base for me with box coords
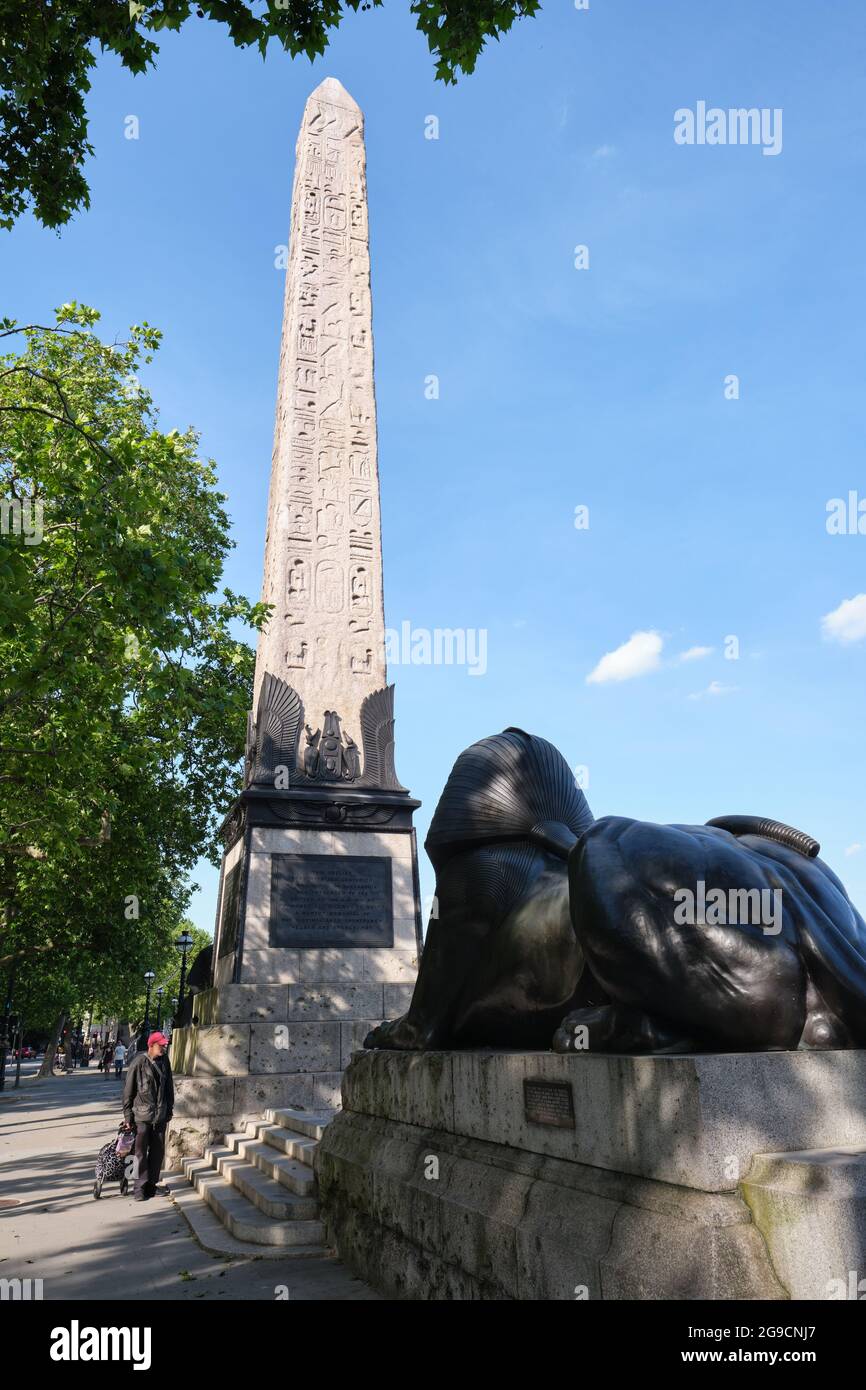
[742,1148,866,1300]
[315,1049,866,1301]
[213,784,424,989]
[166,783,423,1169]
[166,979,415,1169]
[166,1069,341,1170]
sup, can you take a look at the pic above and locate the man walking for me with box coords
[122,1031,174,1202]
[113,1039,126,1078]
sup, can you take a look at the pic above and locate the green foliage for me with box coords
[114,919,213,1029]
[0,1,541,229]
[0,304,267,1024]
[412,0,541,83]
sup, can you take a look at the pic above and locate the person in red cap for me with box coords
[122,1031,174,1201]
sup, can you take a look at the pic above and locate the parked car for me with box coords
[14,1046,35,1059]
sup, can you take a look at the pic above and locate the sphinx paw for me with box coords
[552,1004,693,1055]
[363,1014,428,1051]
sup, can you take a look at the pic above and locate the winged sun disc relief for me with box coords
[246,675,405,791]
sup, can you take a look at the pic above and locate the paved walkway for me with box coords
[0,1064,377,1300]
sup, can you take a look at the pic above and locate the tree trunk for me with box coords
[38,1012,66,1078]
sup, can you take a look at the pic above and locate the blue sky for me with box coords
[5,0,866,928]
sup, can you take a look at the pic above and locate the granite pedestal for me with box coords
[166,785,422,1170]
[315,1049,866,1300]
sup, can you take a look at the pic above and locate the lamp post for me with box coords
[155,987,164,1030]
[0,967,15,1092]
[143,970,155,1036]
[13,1016,24,1089]
[175,932,194,1019]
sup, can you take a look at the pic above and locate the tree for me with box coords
[0,1,541,229]
[0,303,267,1035]
[122,920,213,1028]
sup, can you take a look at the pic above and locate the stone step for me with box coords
[182,1157,325,1248]
[227,1133,318,1198]
[210,1147,319,1220]
[250,1121,320,1166]
[266,1107,336,1142]
[167,1174,322,1261]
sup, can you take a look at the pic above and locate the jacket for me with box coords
[122,1051,174,1127]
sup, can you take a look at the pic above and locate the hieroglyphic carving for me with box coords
[287,557,308,600]
[350,564,371,610]
[255,78,387,743]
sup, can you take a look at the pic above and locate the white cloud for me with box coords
[587,630,663,685]
[592,144,616,160]
[821,594,866,645]
[678,645,713,663]
[845,843,862,857]
[688,680,737,701]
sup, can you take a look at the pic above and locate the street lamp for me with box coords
[143,970,155,1035]
[0,967,15,1093]
[155,986,164,1029]
[175,932,194,1019]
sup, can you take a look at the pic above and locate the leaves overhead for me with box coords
[0,1,541,229]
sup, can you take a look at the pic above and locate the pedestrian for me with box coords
[121,1032,174,1202]
[113,1039,126,1078]
[101,1040,115,1073]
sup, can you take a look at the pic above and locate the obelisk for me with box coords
[167,81,422,1168]
[255,76,386,743]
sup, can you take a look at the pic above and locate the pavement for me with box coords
[0,1063,378,1301]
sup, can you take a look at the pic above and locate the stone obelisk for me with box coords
[255,76,386,739]
[167,80,422,1167]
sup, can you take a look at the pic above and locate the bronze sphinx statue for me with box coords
[365,729,866,1054]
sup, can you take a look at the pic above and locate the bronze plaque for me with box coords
[218,863,243,959]
[523,1078,575,1129]
[270,853,393,948]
